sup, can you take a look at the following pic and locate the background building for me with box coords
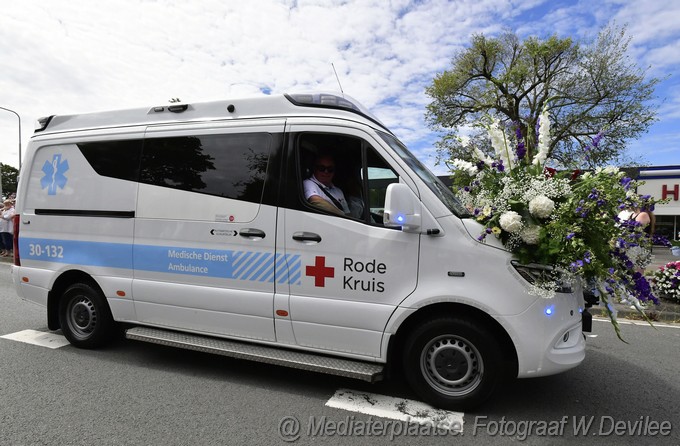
[636,165,680,241]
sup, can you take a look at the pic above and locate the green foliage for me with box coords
[426,24,660,169]
[1,163,18,195]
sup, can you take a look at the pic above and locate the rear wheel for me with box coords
[58,282,114,348]
[403,317,502,410]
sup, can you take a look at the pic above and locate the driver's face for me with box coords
[314,156,335,186]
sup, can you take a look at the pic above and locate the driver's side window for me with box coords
[296,133,398,226]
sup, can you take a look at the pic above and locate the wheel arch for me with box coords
[387,302,519,379]
[47,270,102,331]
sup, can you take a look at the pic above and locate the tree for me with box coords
[426,24,660,169]
[1,163,18,196]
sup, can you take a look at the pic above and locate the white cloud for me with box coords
[0,0,678,171]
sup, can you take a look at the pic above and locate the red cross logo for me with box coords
[306,256,335,287]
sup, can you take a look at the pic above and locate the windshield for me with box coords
[377,131,470,218]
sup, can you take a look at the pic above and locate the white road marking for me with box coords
[0,329,70,349]
[593,317,680,329]
[325,388,464,432]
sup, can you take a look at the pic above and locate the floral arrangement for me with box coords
[449,111,663,340]
[652,261,680,302]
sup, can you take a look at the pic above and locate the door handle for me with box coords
[239,228,266,239]
[292,232,322,243]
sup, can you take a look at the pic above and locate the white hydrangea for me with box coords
[528,195,555,219]
[520,225,541,244]
[499,211,523,233]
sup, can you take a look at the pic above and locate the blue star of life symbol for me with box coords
[41,154,69,195]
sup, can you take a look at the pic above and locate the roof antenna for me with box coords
[331,63,344,97]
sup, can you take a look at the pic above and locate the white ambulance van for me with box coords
[12,93,587,409]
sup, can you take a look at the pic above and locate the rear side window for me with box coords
[78,139,143,181]
[139,133,272,203]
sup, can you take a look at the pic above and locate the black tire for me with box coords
[402,317,502,411]
[58,282,115,348]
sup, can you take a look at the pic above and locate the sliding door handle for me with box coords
[239,228,266,239]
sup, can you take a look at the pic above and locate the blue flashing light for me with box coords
[545,305,555,316]
[396,215,405,223]
[579,307,583,314]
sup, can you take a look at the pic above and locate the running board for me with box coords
[125,327,384,382]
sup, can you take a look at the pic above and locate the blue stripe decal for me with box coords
[20,238,133,269]
[260,253,279,283]
[19,237,301,284]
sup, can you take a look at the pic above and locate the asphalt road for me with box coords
[1,262,679,446]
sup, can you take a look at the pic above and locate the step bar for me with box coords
[125,326,384,382]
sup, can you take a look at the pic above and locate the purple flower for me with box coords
[570,259,585,271]
[620,177,633,190]
[632,272,658,304]
[592,131,604,148]
[516,141,526,160]
[584,251,592,264]
[566,232,575,240]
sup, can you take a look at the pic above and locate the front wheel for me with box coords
[58,282,115,348]
[402,317,502,410]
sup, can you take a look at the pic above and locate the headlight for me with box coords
[511,261,573,294]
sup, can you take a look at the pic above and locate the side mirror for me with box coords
[384,183,422,231]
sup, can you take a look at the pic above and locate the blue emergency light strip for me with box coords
[19,237,302,285]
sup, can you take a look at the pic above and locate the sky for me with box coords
[1,0,679,174]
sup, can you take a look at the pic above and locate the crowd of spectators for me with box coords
[0,192,16,257]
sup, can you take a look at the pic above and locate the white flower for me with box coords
[452,159,478,176]
[532,109,551,167]
[473,147,494,166]
[489,119,513,170]
[499,211,523,233]
[529,195,555,219]
[520,225,541,244]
